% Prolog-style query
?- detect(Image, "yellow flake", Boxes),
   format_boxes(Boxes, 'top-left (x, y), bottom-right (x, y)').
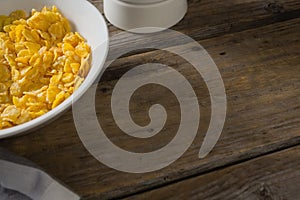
top-left (0, 6), bottom-right (90, 129)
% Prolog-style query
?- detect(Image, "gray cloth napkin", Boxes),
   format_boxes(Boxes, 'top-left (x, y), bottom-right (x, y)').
top-left (0, 148), bottom-right (80, 200)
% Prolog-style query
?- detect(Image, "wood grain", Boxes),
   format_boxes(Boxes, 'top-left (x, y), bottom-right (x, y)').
top-left (0, 0), bottom-right (299, 199)
top-left (125, 146), bottom-right (300, 200)
top-left (101, 0), bottom-right (300, 58)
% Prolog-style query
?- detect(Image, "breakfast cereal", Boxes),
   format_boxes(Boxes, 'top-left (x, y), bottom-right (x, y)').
top-left (0, 6), bottom-right (91, 129)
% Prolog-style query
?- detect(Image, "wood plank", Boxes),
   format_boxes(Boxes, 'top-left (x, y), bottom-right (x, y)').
top-left (92, 0), bottom-right (300, 38)
top-left (91, 0), bottom-right (300, 58)
top-left (1, 15), bottom-right (299, 199)
top-left (181, 0), bottom-right (300, 40)
top-left (125, 146), bottom-right (300, 200)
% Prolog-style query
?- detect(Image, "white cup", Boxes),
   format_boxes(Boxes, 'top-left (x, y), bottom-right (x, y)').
top-left (104, 0), bottom-right (188, 33)
top-left (121, 0), bottom-right (166, 4)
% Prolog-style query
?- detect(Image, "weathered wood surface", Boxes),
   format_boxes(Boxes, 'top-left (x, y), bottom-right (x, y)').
top-left (1, 0), bottom-right (300, 199)
top-left (126, 146), bottom-right (300, 200)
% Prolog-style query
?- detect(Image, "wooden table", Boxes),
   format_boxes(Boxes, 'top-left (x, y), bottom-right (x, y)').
top-left (1, 0), bottom-right (300, 199)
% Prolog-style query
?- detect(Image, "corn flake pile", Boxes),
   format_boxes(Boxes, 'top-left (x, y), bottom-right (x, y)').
top-left (0, 6), bottom-right (91, 129)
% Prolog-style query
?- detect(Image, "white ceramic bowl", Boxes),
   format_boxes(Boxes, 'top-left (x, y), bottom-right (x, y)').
top-left (0, 0), bottom-right (109, 139)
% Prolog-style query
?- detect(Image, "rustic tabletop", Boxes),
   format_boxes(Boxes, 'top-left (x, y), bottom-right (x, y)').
top-left (1, 0), bottom-right (300, 199)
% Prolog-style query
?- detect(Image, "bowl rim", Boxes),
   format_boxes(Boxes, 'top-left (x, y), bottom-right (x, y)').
top-left (0, 0), bottom-right (109, 139)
